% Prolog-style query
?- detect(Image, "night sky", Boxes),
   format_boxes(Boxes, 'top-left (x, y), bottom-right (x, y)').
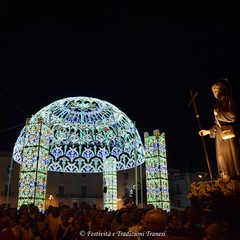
top-left (1, 2), bottom-right (239, 174)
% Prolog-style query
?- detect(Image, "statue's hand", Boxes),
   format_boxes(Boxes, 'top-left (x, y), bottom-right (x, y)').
top-left (198, 130), bottom-right (210, 136)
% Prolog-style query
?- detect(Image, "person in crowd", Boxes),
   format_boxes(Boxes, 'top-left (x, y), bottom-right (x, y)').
top-left (127, 204), bottom-right (139, 225)
top-left (167, 213), bottom-right (182, 230)
top-left (89, 210), bottom-right (104, 239)
top-left (11, 213), bottom-right (34, 240)
top-left (45, 207), bottom-right (61, 239)
top-left (40, 227), bottom-right (52, 240)
top-left (28, 204), bottom-right (39, 223)
top-left (73, 210), bottom-right (89, 234)
top-left (111, 210), bottom-right (132, 233)
top-left (180, 206), bottom-right (192, 229)
top-left (36, 212), bottom-right (48, 236)
top-left (112, 210), bottom-right (133, 240)
top-left (53, 214), bottom-right (72, 240)
top-left (145, 204), bottom-right (155, 211)
top-left (0, 205), bottom-right (5, 215)
top-left (128, 209), bottom-right (146, 238)
top-left (57, 205), bottom-right (74, 225)
top-left (101, 211), bottom-right (115, 232)
top-left (201, 201), bottom-right (240, 240)
top-left (69, 218), bottom-right (85, 240)
top-left (140, 208), bottom-right (173, 240)
top-left (6, 208), bottom-right (18, 229)
top-left (101, 211), bottom-right (115, 240)
top-left (70, 202), bottom-right (79, 219)
top-left (18, 204), bottom-right (29, 216)
top-left (29, 221), bottom-right (41, 240)
top-left (7, 202), bottom-right (240, 239)
top-left (0, 214), bottom-right (17, 240)
top-left (85, 207), bottom-right (97, 230)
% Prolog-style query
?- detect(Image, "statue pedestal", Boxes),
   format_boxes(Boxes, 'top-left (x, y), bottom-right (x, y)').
top-left (223, 174), bottom-right (230, 181)
top-left (190, 198), bottom-right (208, 227)
top-left (188, 178), bottom-right (240, 228)
top-left (231, 179), bottom-right (240, 191)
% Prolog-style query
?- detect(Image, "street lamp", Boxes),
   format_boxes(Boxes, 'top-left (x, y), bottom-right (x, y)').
top-left (49, 195), bottom-right (54, 206)
top-left (117, 198), bottom-right (121, 210)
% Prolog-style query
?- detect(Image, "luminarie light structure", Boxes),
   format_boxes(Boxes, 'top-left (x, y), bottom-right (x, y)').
top-left (13, 96), bottom-right (145, 211)
top-left (144, 130), bottom-right (170, 211)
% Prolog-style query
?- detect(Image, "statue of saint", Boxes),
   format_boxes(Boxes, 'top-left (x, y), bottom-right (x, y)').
top-left (199, 78), bottom-right (240, 185)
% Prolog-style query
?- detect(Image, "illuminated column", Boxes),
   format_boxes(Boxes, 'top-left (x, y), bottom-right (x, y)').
top-left (103, 157), bottom-right (117, 210)
top-left (18, 118), bottom-right (50, 212)
top-left (144, 130), bottom-right (170, 211)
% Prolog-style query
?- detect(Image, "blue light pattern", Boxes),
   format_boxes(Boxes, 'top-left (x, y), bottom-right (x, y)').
top-left (13, 97), bottom-right (145, 173)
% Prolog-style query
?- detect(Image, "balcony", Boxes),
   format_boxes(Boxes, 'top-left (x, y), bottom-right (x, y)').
top-left (55, 193), bottom-right (103, 198)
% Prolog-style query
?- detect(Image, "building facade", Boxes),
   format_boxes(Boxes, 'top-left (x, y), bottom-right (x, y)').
top-left (0, 151), bottom-right (207, 211)
top-left (168, 168), bottom-right (211, 209)
top-left (0, 151), bottom-right (143, 210)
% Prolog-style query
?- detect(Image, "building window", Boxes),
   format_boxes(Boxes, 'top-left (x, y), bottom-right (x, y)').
top-left (176, 184), bottom-right (181, 194)
top-left (58, 186), bottom-right (64, 197)
top-left (174, 174), bottom-right (184, 180)
top-left (124, 173), bottom-right (129, 180)
top-left (81, 186), bottom-right (87, 198)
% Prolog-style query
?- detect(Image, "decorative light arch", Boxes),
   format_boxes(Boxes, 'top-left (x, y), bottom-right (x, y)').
top-left (13, 97), bottom-right (145, 211)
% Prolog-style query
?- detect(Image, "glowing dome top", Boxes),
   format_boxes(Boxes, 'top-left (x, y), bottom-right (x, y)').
top-left (13, 97), bottom-right (145, 173)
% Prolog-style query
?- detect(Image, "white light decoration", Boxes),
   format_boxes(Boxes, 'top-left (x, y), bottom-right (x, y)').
top-left (144, 130), bottom-right (170, 211)
top-left (18, 118), bottom-right (50, 212)
top-left (13, 97), bottom-right (145, 211)
top-left (103, 157), bottom-right (117, 210)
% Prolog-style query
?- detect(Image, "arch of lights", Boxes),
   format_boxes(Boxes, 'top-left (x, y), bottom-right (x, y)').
top-left (144, 130), bottom-right (170, 211)
top-left (13, 97), bottom-right (145, 211)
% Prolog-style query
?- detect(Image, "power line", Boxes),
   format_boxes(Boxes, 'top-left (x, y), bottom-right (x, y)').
top-left (0, 92), bottom-right (29, 117)
top-left (0, 123), bottom-right (25, 134)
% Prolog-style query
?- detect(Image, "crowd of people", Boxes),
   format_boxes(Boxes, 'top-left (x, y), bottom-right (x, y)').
top-left (1, 200), bottom-right (239, 240)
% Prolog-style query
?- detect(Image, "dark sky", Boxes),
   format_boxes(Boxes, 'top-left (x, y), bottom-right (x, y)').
top-left (1, 2), bottom-right (240, 174)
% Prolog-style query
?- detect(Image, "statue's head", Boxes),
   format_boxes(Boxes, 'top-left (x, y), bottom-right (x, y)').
top-left (212, 78), bottom-right (232, 97)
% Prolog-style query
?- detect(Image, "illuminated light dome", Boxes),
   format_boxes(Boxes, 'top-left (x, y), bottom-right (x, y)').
top-left (13, 96), bottom-right (145, 173)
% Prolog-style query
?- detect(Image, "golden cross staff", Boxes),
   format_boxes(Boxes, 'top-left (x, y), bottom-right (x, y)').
top-left (188, 89), bottom-right (213, 179)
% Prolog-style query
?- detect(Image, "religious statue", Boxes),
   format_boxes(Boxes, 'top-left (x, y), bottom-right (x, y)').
top-left (198, 78), bottom-right (240, 188)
